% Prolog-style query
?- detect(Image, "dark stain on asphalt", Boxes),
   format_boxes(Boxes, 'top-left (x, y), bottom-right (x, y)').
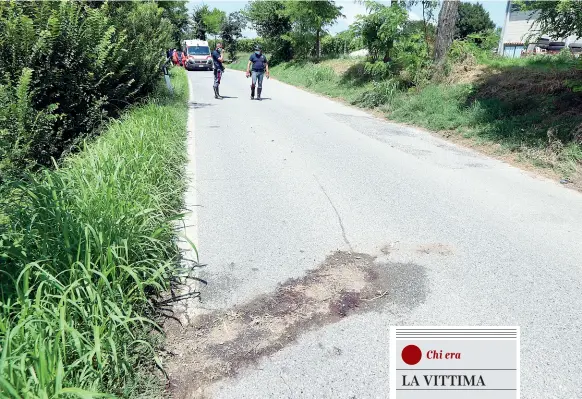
top-left (164, 250), bottom-right (428, 398)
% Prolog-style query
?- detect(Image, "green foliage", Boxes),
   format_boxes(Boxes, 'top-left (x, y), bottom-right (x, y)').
top-left (353, 1), bottom-right (408, 62)
top-left (245, 0), bottom-right (291, 38)
top-left (237, 38), bottom-right (269, 54)
top-left (320, 28), bottom-right (363, 57)
top-left (246, 0), bottom-right (342, 60)
top-left (204, 8), bottom-right (226, 39)
top-left (245, 0), bottom-right (293, 62)
top-left (393, 27), bottom-right (432, 86)
top-left (221, 11), bottom-right (247, 58)
top-left (157, 1), bottom-right (190, 46)
top-left (191, 4), bottom-right (209, 40)
top-left (353, 79), bottom-right (399, 107)
top-left (455, 2), bottom-right (495, 40)
top-left (283, 0), bottom-right (343, 57)
top-left (0, 68), bottom-right (60, 179)
top-left (519, 0), bottom-right (582, 39)
top-left (0, 0), bottom-right (175, 181)
top-left (0, 69), bottom-right (189, 397)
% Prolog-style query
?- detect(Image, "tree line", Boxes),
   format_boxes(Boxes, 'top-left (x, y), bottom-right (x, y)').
top-left (188, 0), bottom-right (581, 78)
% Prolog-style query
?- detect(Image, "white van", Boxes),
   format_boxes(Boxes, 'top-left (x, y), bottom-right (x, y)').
top-left (182, 40), bottom-right (213, 71)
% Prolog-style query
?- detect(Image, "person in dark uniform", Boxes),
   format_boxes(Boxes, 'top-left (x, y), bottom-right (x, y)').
top-left (245, 45), bottom-right (269, 100)
top-left (211, 43), bottom-right (225, 99)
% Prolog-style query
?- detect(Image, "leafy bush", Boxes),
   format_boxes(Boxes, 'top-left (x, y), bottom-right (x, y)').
top-left (238, 37), bottom-right (269, 53)
top-left (363, 61), bottom-right (391, 80)
top-left (0, 69), bottom-right (189, 397)
top-left (0, 68), bottom-right (60, 177)
top-left (393, 30), bottom-right (432, 87)
top-left (0, 1), bottom-right (174, 182)
top-left (320, 29), bottom-right (363, 57)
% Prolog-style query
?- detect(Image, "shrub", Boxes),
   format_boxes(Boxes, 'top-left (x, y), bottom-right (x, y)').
top-left (352, 79), bottom-right (399, 108)
top-left (0, 1), bottom-right (174, 181)
top-left (0, 69), bottom-right (189, 397)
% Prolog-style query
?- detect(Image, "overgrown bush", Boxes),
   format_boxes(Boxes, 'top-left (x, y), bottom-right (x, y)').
top-left (0, 1), bottom-right (174, 182)
top-left (238, 37), bottom-right (269, 53)
top-left (363, 61), bottom-right (391, 80)
top-left (0, 69), bottom-right (189, 397)
top-left (352, 79), bottom-right (399, 108)
top-left (392, 31), bottom-right (432, 87)
top-left (320, 30), bottom-right (363, 57)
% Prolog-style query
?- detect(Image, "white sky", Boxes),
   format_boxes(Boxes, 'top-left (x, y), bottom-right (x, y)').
top-left (187, 1), bottom-right (508, 39)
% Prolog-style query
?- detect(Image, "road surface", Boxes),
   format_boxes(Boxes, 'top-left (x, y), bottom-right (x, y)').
top-left (166, 68), bottom-right (582, 399)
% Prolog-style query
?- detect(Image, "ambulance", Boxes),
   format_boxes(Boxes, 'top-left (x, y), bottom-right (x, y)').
top-left (182, 40), bottom-right (213, 71)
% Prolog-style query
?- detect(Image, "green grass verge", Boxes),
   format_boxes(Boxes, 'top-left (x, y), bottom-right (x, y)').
top-left (229, 54), bottom-right (582, 178)
top-left (0, 68), bottom-right (189, 398)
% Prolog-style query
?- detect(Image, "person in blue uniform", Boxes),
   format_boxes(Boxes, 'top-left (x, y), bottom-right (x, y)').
top-left (211, 43), bottom-right (225, 99)
top-left (245, 45), bottom-right (269, 100)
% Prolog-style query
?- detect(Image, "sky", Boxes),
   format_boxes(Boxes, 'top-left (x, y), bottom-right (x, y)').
top-left (187, 1), bottom-right (509, 39)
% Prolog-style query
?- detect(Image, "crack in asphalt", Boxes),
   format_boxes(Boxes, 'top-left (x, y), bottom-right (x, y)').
top-left (313, 174), bottom-right (354, 252)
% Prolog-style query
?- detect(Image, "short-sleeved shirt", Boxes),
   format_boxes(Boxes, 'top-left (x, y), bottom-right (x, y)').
top-left (249, 53), bottom-right (267, 72)
top-left (212, 50), bottom-right (223, 70)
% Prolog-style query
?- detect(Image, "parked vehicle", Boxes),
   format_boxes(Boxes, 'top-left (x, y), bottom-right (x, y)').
top-left (182, 40), bottom-right (213, 71)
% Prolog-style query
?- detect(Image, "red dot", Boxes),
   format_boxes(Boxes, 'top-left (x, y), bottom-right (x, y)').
top-left (401, 345), bottom-right (422, 365)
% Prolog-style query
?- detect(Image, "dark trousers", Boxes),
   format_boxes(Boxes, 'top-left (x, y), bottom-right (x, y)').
top-left (213, 69), bottom-right (222, 88)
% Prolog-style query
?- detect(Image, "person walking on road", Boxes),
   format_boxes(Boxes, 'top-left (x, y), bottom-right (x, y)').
top-left (211, 43), bottom-right (225, 99)
top-left (246, 45), bottom-right (269, 100)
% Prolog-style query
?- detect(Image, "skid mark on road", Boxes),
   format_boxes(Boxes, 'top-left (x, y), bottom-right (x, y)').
top-left (164, 251), bottom-right (428, 398)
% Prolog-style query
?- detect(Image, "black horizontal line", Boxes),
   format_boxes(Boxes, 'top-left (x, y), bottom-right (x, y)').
top-left (396, 369), bottom-right (517, 371)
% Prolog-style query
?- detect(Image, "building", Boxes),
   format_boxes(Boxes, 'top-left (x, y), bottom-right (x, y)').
top-left (498, 1), bottom-right (581, 57)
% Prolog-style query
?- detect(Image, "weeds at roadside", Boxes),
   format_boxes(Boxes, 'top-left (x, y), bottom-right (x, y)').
top-left (0, 69), bottom-right (190, 397)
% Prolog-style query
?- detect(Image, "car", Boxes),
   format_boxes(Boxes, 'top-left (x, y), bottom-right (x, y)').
top-left (182, 40), bottom-right (213, 71)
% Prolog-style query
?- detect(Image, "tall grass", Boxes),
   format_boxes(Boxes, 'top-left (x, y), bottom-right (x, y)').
top-left (0, 68), bottom-right (189, 398)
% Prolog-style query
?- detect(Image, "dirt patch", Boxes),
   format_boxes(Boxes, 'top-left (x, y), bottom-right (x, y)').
top-left (448, 63), bottom-right (496, 85)
top-left (321, 59), bottom-right (360, 76)
top-left (163, 251), bottom-right (427, 398)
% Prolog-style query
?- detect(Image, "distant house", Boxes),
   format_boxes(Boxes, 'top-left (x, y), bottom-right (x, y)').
top-left (498, 1), bottom-right (581, 57)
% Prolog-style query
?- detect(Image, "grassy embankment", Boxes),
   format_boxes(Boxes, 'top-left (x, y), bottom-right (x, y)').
top-left (0, 68), bottom-right (189, 398)
top-left (229, 54), bottom-right (582, 183)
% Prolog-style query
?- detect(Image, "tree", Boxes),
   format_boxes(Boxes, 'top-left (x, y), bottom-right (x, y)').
top-left (245, 0), bottom-right (292, 61)
top-left (221, 11), bottom-right (246, 57)
top-left (520, 0), bottom-right (582, 39)
top-left (204, 8), bottom-right (226, 43)
top-left (433, 0), bottom-right (460, 69)
top-left (354, 1), bottom-right (407, 62)
top-left (157, 1), bottom-right (189, 46)
top-left (192, 4), bottom-right (209, 40)
top-left (455, 2), bottom-right (494, 40)
top-left (284, 0), bottom-right (343, 58)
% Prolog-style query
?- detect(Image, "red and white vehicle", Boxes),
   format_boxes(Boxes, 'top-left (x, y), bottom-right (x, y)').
top-left (182, 40), bottom-right (213, 71)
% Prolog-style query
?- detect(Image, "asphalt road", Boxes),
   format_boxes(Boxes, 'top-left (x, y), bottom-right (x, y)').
top-left (178, 68), bottom-right (582, 399)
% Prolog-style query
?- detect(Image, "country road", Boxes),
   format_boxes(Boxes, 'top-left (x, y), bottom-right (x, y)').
top-left (165, 68), bottom-right (582, 399)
